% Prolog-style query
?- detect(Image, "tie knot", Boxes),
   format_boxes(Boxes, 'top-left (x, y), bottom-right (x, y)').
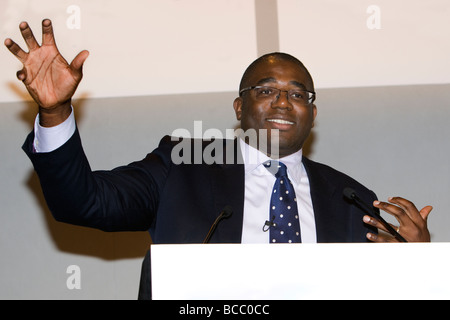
top-left (264, 160), bottom-right (288, 178)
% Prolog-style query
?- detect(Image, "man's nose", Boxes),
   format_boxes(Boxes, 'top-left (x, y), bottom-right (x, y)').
top-left (271, 90), bottom-right (292, 110)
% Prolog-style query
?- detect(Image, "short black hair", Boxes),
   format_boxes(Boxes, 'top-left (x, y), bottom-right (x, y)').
top-left (239, 52), bottom-right (314, 92)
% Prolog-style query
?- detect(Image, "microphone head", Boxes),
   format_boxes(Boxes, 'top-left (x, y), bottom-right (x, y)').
top-left (221, 205), bottom-right (233, 219)
top-left (343, 187), bottom-right (357, 200)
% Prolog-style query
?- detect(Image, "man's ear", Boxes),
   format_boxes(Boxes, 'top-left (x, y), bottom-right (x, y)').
top-left (311, 104), bottom-right (317, 128)
top-left (233, 97), bottom-right (243, 121)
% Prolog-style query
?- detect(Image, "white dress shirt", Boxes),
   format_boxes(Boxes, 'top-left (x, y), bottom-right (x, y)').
top-left (33, 109), bottom-right (316, 243)
top-left (33, 107), bottom-right (76, 153)
top-left (239, 138), bottom-right (316, 243)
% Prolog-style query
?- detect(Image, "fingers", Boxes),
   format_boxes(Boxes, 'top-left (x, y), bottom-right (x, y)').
top-left (5, 19), bottom-right (59, 82)
top-left (363, 215), bottom-right (396, 234)
top-left (70, 50), bottom-right (90, 72)
top-left (366, 232), bottom-right (398, 243)
top-left (386, 197), bottom-right (420, 221)
top-left (365, 197), bottom-right (432, 242)
top-left (41, 19), bottom-right (56, 46)
top-left (5, 38), bottom-right (28, 81)
top-left (4, 21), bottom-right (38, 64)
top-left (419, 205), bottom-right (433, 221)
top-left (20, 21), bottom-right (39, 50)
top-left (372, 197), bottom-right (424, 225)
top-left (16, 68), bottom-right (27, 81)
top-left (4, 38), bottom-right (27, 63)
top-left (379, 197), bottom-right (431, 226)
top-left (363, 215), bottom-right (405, 242)
top-left (4, 19), bottom-right (55, 63)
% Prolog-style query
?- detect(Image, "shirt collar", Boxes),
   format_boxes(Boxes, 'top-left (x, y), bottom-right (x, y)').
top-left (238, 138), bottom-right (304, 184)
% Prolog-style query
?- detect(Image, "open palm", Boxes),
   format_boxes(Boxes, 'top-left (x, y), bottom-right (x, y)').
top-left (5, 19), bottom-right (89, 110)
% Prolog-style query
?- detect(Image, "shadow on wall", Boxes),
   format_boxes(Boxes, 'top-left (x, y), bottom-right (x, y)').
top-left (25, 170), bottom-right (151, 260)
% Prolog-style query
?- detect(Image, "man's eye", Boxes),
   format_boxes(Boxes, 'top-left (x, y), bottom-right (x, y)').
top-left (257, 88), bottom-right (274, 95)
top-left (291, 92), bottom-right (303, 98)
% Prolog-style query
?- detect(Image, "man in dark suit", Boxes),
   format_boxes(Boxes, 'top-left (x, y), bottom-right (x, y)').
top-left (6, 20), bottom-right (432, 299)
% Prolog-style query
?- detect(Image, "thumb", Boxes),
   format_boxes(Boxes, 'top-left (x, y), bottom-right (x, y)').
top-left (70, 50), bottom-right (89, 72)
top-left (419, 205), bottom-right (433, 221)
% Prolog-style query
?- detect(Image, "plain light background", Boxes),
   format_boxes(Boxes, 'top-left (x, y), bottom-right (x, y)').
top-left (0, 0), bottom-right (449, 299)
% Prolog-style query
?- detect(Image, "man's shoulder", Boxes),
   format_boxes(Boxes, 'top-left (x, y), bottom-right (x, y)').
top-left (302, 156), bottom-right (352, 179)
top-left (158, 135), bottom-right (231, 146)
top-left (302, 156), bottom-right (376, 198)
top-left (154, 136), bottom-right (239, 166)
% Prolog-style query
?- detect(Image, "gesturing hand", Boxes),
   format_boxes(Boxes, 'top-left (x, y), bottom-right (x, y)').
top-left (4, 19), bottom-right (89, 127)
top-left (364, 197), bottom-right (433, 242)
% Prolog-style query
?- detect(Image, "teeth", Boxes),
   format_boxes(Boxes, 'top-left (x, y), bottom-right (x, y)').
top-left (267, 119), bottom-right (294, 125)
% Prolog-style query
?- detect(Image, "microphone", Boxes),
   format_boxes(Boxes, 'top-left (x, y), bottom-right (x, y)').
top-left (343, 187), bottom-right (407, 242)
top-left (263, 215), bottom-right (276, 232)
top-left (203, 205), bottom-right (233, 244)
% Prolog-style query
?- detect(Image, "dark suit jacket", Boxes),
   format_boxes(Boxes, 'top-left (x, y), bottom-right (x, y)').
top-left (23, 128), bottom-right (377, 299)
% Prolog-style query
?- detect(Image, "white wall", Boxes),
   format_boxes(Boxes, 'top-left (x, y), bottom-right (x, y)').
top-left (0, 0), bottom-right (257, 102)
top-left (1, 0), bottom-right (449, 299)
top-left (3, 0), bottom-right (449, 102)
top-left (278, 0), bottom-right (450, 88)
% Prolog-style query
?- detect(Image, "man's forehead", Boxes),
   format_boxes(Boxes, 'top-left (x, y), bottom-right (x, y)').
top-left (255, 77), bottom-right (308, 90)
top-left (248, 60), bottom-right (312, 87)
top-left (239, 53), bottom-right (315, 92)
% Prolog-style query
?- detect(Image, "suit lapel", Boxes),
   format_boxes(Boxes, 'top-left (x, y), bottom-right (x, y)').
top-left (208, 139), bottom-right (245, 243)
top-left (302, 157), bottom-right (338, 243)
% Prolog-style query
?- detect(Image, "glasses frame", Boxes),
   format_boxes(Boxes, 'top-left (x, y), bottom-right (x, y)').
top-left (239, 85), bottom-right (316, 105)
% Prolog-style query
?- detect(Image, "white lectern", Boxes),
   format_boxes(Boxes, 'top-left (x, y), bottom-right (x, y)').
top-left (151, 243), bottom-right (450, 300)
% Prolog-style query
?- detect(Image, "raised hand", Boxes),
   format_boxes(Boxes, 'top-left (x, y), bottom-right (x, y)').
top-left (364, 197), bottom-right (432, 242)
top-left (4, 19), bottom-right (89, 127)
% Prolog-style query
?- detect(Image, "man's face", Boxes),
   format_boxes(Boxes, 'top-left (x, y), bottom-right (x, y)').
top-left (233, 58), bottom-right (317, 158)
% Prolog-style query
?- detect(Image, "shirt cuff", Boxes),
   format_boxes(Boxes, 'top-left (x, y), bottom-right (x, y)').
top-left (33, 107), bottom-right (76, 153)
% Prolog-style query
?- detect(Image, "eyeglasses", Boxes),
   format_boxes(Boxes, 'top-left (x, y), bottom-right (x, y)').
top-left (239, 86), bottom-right (316, 105)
